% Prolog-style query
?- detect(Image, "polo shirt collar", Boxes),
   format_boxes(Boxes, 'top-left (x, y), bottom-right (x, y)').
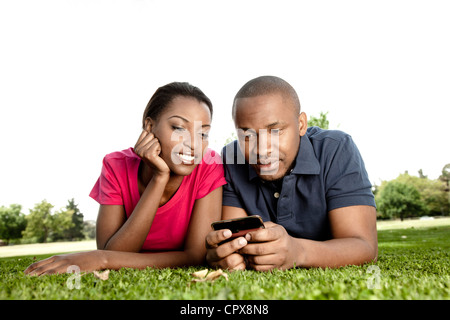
top-left (248, 133), bottom-right (320, 181)
top-left (291, 133), bottom-right (321, 175)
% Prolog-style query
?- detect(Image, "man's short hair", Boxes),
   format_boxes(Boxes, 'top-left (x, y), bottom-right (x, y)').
top-left (232, 76), bottom-right (301, 118)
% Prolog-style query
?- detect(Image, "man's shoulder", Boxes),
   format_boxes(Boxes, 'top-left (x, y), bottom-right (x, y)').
top-left (221, 141), bottom-right (251, 181)
top-left (222, 140), bottom-right (245, 164)
top-left (307, 126), bottom-right (351, 143)
top-left (304, 127), bottom-right (360, 167)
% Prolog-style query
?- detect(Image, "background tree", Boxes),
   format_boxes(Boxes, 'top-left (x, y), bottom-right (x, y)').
top-left (308, 111), bottom-right (330, 129)
top-left (0, 204), bottom-right (27, 244)
top-left (22, 200), bottom-right (54, 243)
top-left (418, 169), bottom-right (427, 179)
top-left (82, 220), bottom-right (96, 239)
top-left (62, 198), bottom-right (84, 240)
top-left (439, 163), bottom-right (449, 191)
top-left (224, 131), bottom-right (237, 146)
top-left (50, 207), bottom-right (75, 242)
top-left (22, 200), bottom-right (78, 243)
top-left (397, 171), bottom-right (449, 216)
top-left (376, 180), bottom-right (426, 220)
top-left (438, 163), bottom-right (450, 213)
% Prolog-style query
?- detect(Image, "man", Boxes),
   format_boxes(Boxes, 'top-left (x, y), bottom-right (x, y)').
top-left (206, 76), bottom-right (377, 271)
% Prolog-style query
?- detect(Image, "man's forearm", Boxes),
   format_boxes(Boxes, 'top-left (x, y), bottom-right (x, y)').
top-left (295, 237), bottom-right (378, 268)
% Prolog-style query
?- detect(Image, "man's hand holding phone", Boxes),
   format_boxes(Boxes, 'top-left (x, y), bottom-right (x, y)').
top-left (205, 228), bottom-right (248, 271)
top-left (206, 216), bottom-right (301, 271)
top-left (205, 216), bottom-right (264, 271)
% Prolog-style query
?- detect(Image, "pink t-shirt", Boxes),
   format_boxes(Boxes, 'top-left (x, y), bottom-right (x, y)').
top-left (89, 147), bottom-right (226, 252)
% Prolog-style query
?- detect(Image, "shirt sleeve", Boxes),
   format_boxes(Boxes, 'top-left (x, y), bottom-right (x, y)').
top-left (195, 149), bottom-right (227, 199)
top-left (221, 144), bottom-right (246, 208)
top-left (222, 167), bottom-right (246, 208)
top-left (89, 155), bottom-right (124, 205)
top-left (325, 135), bottom-right (376, 211)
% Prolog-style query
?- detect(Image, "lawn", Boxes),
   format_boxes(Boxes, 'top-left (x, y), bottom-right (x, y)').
top-left (1, 220), bottom-right (449, 301)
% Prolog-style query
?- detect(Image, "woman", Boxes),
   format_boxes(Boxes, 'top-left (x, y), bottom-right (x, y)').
top-left (25, 82), bottom-right (226, 275)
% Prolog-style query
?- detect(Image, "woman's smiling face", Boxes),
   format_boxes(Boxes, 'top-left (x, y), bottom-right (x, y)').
top-left (147, 96), bottom-right (211, 176)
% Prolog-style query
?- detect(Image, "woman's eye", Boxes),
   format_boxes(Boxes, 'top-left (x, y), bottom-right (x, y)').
top-left (201, 132), bottom-right (209, 140)
top-left (172, 126), bottom-right (185, 131)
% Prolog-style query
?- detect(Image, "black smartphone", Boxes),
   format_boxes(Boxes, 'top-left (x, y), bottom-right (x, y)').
top-left (211, 215), bottom-right (265, 241)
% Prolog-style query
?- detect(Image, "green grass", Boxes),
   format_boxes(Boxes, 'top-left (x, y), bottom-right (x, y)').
top-left (1, 224), bottom-right (449, 300)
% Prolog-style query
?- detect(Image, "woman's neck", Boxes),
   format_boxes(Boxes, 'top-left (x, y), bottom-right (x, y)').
top-left (138, 162), bottom-right (183, 206)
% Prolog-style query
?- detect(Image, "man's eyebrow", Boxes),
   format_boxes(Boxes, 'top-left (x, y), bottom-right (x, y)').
top-left (238, 121), bottom-right (286, 131)
top-left (168, 115), bottom-right (211, 127)
top-left (266, 121), bottom-right (284, 128)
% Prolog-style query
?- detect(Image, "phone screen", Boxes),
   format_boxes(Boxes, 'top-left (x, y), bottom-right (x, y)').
top-left (211, 215), bottom-right (264, 234)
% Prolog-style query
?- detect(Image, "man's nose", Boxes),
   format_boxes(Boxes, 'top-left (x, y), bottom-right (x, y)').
top-left (257, 129), bottom-right (271, 157)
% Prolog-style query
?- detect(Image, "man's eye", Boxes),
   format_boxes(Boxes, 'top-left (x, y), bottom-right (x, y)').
top-left (239, 133), bottom-right (256, 141)
top-left (271, 129), bottom-right (281, 135)
top-left (243, 131), bottom-right (257, 139)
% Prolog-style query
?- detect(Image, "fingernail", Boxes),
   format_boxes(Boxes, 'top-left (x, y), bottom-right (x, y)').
top-left (223, 230), bottom-right (232, 238)
top-left (245, 234), bottom-right (251, 241)
top-left (238, 237), bottom-right (247, 246)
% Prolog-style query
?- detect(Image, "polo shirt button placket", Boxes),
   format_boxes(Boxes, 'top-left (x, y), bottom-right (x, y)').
top-left (277, 176), bottom-right (294, 222)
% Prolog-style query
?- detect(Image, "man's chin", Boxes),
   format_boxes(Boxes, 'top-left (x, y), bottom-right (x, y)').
top-left (254, 166), bottom-right (286, 181)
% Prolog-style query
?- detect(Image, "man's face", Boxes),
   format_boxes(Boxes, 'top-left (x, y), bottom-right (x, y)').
top-left (233, 93), bottom-right (307, 181)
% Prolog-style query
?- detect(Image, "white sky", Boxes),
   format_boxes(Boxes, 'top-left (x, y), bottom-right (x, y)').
top-left (1, 0), bottom-right (449, 221)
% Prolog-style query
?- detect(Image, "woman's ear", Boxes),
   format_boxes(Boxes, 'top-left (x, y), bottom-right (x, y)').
top-left (298, 112), bottom-right (308, 136)
top-left (144, 117), bottom-right (154, 133)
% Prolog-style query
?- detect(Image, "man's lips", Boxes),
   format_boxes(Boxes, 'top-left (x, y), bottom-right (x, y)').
top-left (255, 159), bottom-right (280, 172)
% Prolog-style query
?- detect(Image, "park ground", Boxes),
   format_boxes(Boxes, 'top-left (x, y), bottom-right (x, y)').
top-left (0, 217), bottom-right (449, 300)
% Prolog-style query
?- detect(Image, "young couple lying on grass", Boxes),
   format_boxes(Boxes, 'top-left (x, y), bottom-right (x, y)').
top-left (25, 77), bottom-right (377, 276)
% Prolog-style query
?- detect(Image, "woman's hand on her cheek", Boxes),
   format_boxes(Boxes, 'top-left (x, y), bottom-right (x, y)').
top-left (134, 129), bottom-right (170, 177)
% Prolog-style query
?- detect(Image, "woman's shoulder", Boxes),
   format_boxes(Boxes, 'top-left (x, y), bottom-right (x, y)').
top-left (104, 147), bottom-right (137, 160)
top-left (102, 148), bottom-right (140, 172)
top-left (187, 148), bottom-right (226, 199)
top-left (200, 148), bottom-right (223, 167)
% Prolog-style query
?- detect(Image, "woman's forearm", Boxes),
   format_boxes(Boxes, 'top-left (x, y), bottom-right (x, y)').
top-left (24, 247), bottom-right (205, 276)
top-left (103, 174), bottom-right (169, 252)
top-left (101, 249), bottom-right (205, 270)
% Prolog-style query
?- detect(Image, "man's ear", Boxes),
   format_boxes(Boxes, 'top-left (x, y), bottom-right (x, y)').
top-left (298, 112), bottom-right (308, 136)
top-left (144, 117), bottom-right (154, 132)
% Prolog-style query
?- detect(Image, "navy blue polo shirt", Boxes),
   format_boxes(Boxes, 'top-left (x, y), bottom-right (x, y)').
top-left (222, 126), bottom-right (376, 241)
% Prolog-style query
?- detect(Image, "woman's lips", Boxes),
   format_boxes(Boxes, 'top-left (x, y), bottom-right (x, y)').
top-left (178, 153), bottom-right (195, 163)
top-left (172, 152), bottom-right (200, 165)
